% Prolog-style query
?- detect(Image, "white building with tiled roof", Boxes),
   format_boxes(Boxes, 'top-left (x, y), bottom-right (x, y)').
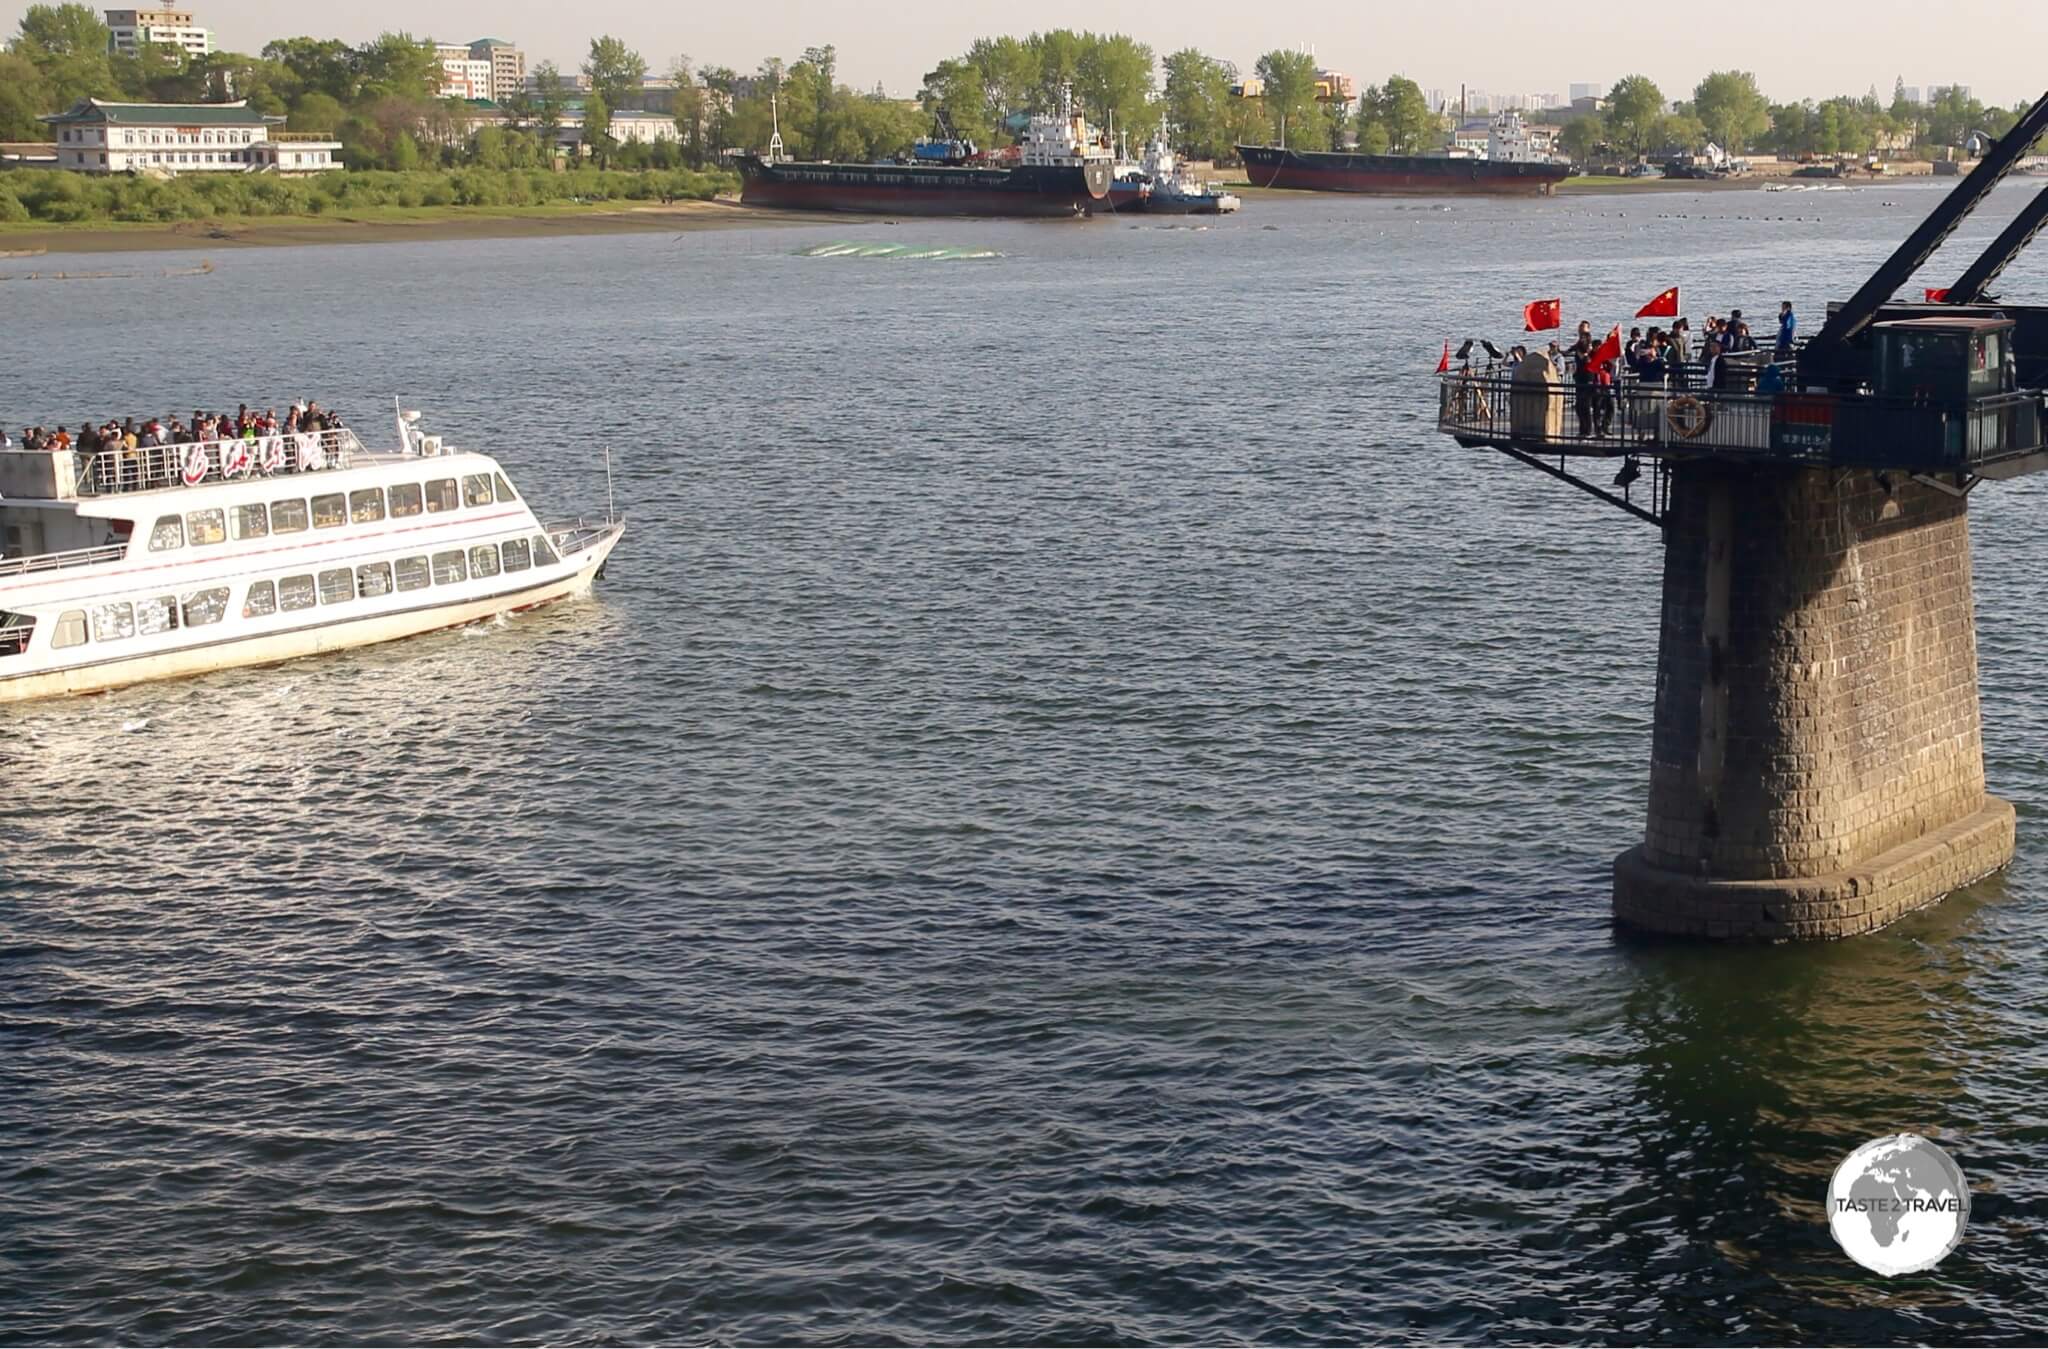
top-left (40, 99), bottom-right (341, 176)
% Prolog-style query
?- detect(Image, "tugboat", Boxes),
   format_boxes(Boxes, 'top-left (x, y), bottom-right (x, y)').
top-left (737, 85), bottom-right (1112, 218)
top-left (1133, 126), bottom-right (1240, 214)
top-left (1237, 111), bottom-right (1569, 197)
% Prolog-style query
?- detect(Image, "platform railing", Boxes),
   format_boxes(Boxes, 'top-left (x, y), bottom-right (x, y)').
top-left (0, 622), bottom-right (31, 657)
top-left (1437, 371), bottom-right (2048, 471)
top-left (73, 427), bottom-right (364, 497)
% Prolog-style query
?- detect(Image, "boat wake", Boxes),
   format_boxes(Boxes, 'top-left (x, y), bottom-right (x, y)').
top-left (797, 242), bottom-right (1004, 261)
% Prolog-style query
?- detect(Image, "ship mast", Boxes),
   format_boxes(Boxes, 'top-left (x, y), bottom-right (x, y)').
top-left (769, 91), bottom-right (785, 164)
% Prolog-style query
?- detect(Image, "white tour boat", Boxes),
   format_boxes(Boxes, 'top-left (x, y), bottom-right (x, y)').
top-left (0, 409), bottom-right (624, 702)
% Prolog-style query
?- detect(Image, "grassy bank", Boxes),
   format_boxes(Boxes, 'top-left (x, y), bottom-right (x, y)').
top-left (0, 196), bottom-right (829, 254)
top-left (0, 167), bottom-right (737, 226)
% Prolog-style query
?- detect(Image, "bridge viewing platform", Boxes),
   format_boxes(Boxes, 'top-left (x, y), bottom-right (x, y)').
top-left (1436, 86), bottom-right (2048, 940)
top-left (1438, 318), bottom-right (2048, 525)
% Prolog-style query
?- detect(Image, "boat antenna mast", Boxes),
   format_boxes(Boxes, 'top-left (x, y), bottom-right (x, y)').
top-left (769, 91), bottom-right (785, 164)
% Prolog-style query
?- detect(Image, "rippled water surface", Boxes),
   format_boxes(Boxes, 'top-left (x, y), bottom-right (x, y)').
top-left (9, 183), bottom-right (2048, 1344)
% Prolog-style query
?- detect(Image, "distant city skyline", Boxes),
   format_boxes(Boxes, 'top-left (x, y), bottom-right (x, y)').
top-left (6, 1), bottom-right (2037, 108)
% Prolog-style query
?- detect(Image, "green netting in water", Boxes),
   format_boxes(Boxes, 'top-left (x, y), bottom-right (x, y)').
top-left (797, 242), bottom-right (1003, 260)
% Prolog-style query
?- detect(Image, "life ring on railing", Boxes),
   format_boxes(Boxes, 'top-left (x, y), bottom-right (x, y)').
top-left (220, 440), bottom-right (251, 478)
top-left (180, 444), bottom-right (209, 485)
top-left (1667, 395), bottom-right (1713, 440)
top-left (261, 436), bottom-right (286, 473)
top-left (300, 432), bottom-right (324, 471)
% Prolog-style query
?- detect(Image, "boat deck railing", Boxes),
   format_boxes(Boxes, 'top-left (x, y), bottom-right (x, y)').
top-left (547, 517), bottom-right (615, 557)
top-left (0, 543), bottom-right (129, 580)
top-left (74, 427), bottom-right (365, 497)
top-left (0, 622), bottom-right (31, 656)
top-left (1437, 369), bottom-right (2048, 472)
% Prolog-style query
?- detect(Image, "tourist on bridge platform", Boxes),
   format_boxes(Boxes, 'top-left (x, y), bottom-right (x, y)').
top-left (1571, 330), bottom-right (1595, 437)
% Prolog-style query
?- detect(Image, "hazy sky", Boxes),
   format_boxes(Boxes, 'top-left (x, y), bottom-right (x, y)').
top-left (18, 0), bottom-right (2038, 107)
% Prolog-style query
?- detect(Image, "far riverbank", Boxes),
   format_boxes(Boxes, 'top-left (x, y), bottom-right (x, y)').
top-left (0, 173), bottom-right (1951, 258)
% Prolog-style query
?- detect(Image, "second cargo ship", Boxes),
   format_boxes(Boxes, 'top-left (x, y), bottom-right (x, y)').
top-left (1237, 112), bottom-right (1570, 197)
top-left (737, 91), bottom-right (1112, 218)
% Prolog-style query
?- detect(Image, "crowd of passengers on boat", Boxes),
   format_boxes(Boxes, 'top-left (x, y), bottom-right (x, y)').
top-left (0, 468), bottom-right (555, 661)
top-left (5, 399), bottom-right (347, 457)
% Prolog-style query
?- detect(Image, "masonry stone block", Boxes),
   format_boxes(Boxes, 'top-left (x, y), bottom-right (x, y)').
top-left (1614, 463), bottom-right (2015, 940)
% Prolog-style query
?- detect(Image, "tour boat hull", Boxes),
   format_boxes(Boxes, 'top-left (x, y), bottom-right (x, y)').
top-left (0, 523), bottom-right (621, 703)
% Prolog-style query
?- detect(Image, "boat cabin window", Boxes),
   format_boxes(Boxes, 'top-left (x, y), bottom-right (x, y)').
top-left (494, 473), bottom-right (516, 502)
top-left (92, 601), bottom-right (135, 641)
top-left (243, 581), bottom-right (276, 618)
top-left (532, 534), bottom-right (559, 566)
top-left (462, 474), bottom-right (494, 508)
top-left (357, 562), bottom-right (392, 598)
top-left (317, 568), bottom-right (353, 604)
top-left (349, 488), bottom-right (385, 524)
top-left (136, 595), bottom-right (179, 636)
top-left (231, 503), bottom-right (268, 540)
top-left (501, 538), bottom-right (531, 573)
top-left (311, 494), bottom-right (346, 529)
top-left (149, 515), bottom-right (183, 551)
top-left (389, 483), bottom-right (424, 518)
top-left (181, 587), bottom-right (229, 627)
top-left (271, 499), bottom-right (308, 534)
top-left (432, 549), bottom-right (467, 585)
top-left (469, 543), bottom-right (501, 578)
top-left (395, 555), bottom-right (431, 591)
top-left (278, 574), bottom-right (316, 612)
top-left (425, 479), bottom-right (459, 513)
top-left (52, 610), bottom-right (87, 649)
top-left (186, 508), bottom-right (226, 546)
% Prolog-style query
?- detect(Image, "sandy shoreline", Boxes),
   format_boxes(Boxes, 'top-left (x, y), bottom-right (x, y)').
top-left (0, 197), bottom-right (825, 255)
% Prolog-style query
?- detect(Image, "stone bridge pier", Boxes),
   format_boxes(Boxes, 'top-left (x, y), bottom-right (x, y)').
top-left (1613, 461), bottom-right (2016, 940)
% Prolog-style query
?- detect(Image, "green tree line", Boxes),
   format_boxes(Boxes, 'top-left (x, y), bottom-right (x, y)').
top-left (2, 4), bottom-right (725, 173)
top-left (1553, 70), bottom-right (2037, 165)
top-left (7, 5), bottom-right (2038, 174)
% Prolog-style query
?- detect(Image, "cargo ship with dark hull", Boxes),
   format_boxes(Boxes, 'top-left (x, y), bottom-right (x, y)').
top-left (1238, 144), bottom-right (1568, 196)
top-left (1236, 113), bottom-right (1569, 198)
top-left (737, 89), bottom-right (1114, 219)
top-left (737, 156), bottom-right (1111, 217)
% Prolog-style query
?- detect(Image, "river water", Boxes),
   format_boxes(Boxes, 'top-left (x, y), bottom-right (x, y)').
top-left (6, 182), bottom-right (2048, 1343)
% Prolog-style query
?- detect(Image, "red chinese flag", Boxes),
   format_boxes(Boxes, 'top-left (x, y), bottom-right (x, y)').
top-left (1523, 298), bottom-right (1562, 332)
top-left (1589, 324), bottom-right (1622, 369)
top-left (1636, 285), bottom-right (1680, 318)
top-left (1436, 341), bottom-right (1451, 373)
top-left (1925, 287), bottom-right (1950, 302)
